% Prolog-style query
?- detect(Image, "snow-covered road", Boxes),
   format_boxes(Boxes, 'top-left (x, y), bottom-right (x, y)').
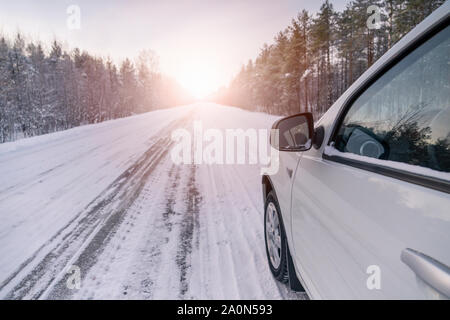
top-left (0, 103), bottom-right (306, 300)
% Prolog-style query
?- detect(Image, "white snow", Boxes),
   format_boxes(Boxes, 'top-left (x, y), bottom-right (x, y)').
top-left (0, 103), bottom-right (305, 300)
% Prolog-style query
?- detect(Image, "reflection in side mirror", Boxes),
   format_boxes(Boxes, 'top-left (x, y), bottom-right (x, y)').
top-left (270, 113), bottom-right (314, 152)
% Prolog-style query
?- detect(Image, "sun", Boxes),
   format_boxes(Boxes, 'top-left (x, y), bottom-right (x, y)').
top-left (177, 63), bottom-right (220, 100)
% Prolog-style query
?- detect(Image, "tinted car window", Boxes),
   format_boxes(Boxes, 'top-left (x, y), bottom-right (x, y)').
top-left (335, 25), bottom-right (450, 173)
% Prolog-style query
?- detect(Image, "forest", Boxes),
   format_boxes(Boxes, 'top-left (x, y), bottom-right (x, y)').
top-left (215, 0), bottom-right (446, 118)
top-left (0, 0), bottom-right (446, 143)
top-left (0, 40), bottom-right (191, 143)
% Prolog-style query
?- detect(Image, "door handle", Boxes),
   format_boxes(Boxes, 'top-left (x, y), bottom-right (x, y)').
top-left (401, 248), bottom-right (450, 298)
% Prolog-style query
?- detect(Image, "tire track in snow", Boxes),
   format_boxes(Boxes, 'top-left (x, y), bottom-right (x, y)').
top-left (192, 162), bottom-right (306, 299)
top-left (216, 164), bottom-right (269, 297)
top-left (0, 115), bottom-right (191, 299)
top-left (176, 165), bottom-right (201, 298)
top-left (213, 164), bottom-right (274, 298)
top-left (44, 116), bottom-right (192, 300)
top-left (71, 165), bottom-right (174, 299)
top-left (127, 163), bottom-right (186, 299)
top-left (127, 163), bottom-right (201, 299)
top-left (0, 123), bottom-right (140, 202)
top-left (68, 161), bottom-right (201, 299)
top-left (194, 164), bottom-right (242, 298)
top-left (0, 144), bottom-right (103, 198)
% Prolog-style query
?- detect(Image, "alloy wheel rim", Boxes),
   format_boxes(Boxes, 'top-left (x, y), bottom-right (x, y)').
top-left (266, 202), bottom-right (282, 269)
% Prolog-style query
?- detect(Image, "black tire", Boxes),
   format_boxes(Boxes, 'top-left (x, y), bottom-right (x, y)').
top-left (264, 191), bottom-right (289, 284)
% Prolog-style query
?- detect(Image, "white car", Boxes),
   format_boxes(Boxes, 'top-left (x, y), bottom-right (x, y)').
top-left (262, 2), bottom-right (450, 299)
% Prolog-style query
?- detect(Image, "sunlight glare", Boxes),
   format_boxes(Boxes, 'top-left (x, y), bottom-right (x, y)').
top-left (177, 62), bottom-right (220, 100)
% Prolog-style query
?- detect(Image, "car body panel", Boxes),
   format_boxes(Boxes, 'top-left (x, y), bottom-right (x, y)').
top-left (267, 151), bottom-right (301, 243)
top-left (291, 147), bottom-right (450, 299)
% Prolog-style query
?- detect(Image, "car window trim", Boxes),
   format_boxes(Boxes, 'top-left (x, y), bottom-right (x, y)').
top-left (322, 153), bottom-right (450, 194)
top-left (323, 16), bottom-right (450, 194)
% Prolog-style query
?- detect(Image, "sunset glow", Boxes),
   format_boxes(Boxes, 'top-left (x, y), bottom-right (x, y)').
top-left (177, 62), bottom-right (221, 100)
top-left (0, 1), bottom-right (348, 100)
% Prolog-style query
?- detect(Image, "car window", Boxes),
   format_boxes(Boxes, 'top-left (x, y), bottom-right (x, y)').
top-left (334, 25), bottom-right (450, 174)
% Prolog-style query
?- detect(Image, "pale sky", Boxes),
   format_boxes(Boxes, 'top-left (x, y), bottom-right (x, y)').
top-left (0, 0), bottom-right (349, 98)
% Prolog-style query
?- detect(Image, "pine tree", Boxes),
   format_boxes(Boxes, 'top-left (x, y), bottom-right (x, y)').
top-left (0, 32), bottom-right (191, 142)
top-left (311, 0), bottom-right (336, 113)
top-left (221, 0), bottom-right (445, 118)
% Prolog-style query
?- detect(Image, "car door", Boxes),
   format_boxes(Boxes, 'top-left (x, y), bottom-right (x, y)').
top-left (290, 23), bottom-right (450, 299)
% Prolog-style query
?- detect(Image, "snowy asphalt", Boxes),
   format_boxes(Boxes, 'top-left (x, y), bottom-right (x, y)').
top-left (0, 103), bottom-right (306, 300)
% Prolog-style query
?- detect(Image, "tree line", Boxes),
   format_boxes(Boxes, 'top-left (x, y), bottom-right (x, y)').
top-left (0, 36), bottom-right (192, 143)
top-left (214, 0), bottom-right (445, 118)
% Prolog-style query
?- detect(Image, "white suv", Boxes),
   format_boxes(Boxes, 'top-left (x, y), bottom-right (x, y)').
top-left (262, 2), bottom-right (450, 299)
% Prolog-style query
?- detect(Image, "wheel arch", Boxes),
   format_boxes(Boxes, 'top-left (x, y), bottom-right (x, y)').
top-left (262, 175), bottom-right (274, 203)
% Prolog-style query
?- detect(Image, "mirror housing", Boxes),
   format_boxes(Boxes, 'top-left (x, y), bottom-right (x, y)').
top-left (270, 113), bottom-right (314, 152)
top-left (313, 125), bottom-right (325, 150)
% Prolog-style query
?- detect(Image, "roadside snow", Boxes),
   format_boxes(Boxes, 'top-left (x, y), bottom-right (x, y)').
top-left (0, 105), bottom-right (192, 295)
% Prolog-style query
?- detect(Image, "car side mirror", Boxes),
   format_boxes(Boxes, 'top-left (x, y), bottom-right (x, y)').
top-left (270, 113), bottom-right (314, 152)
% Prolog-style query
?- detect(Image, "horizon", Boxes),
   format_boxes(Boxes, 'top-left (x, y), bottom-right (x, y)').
top-left (0, 0), bottom-right (350, 99)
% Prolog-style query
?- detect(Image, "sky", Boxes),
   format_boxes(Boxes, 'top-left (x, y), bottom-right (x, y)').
top-left (0, 0), bottom-right (350, 99)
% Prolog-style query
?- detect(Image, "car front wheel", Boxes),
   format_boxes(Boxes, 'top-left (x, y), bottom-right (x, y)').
top-left (264, 191), bottom-right (288, 283)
